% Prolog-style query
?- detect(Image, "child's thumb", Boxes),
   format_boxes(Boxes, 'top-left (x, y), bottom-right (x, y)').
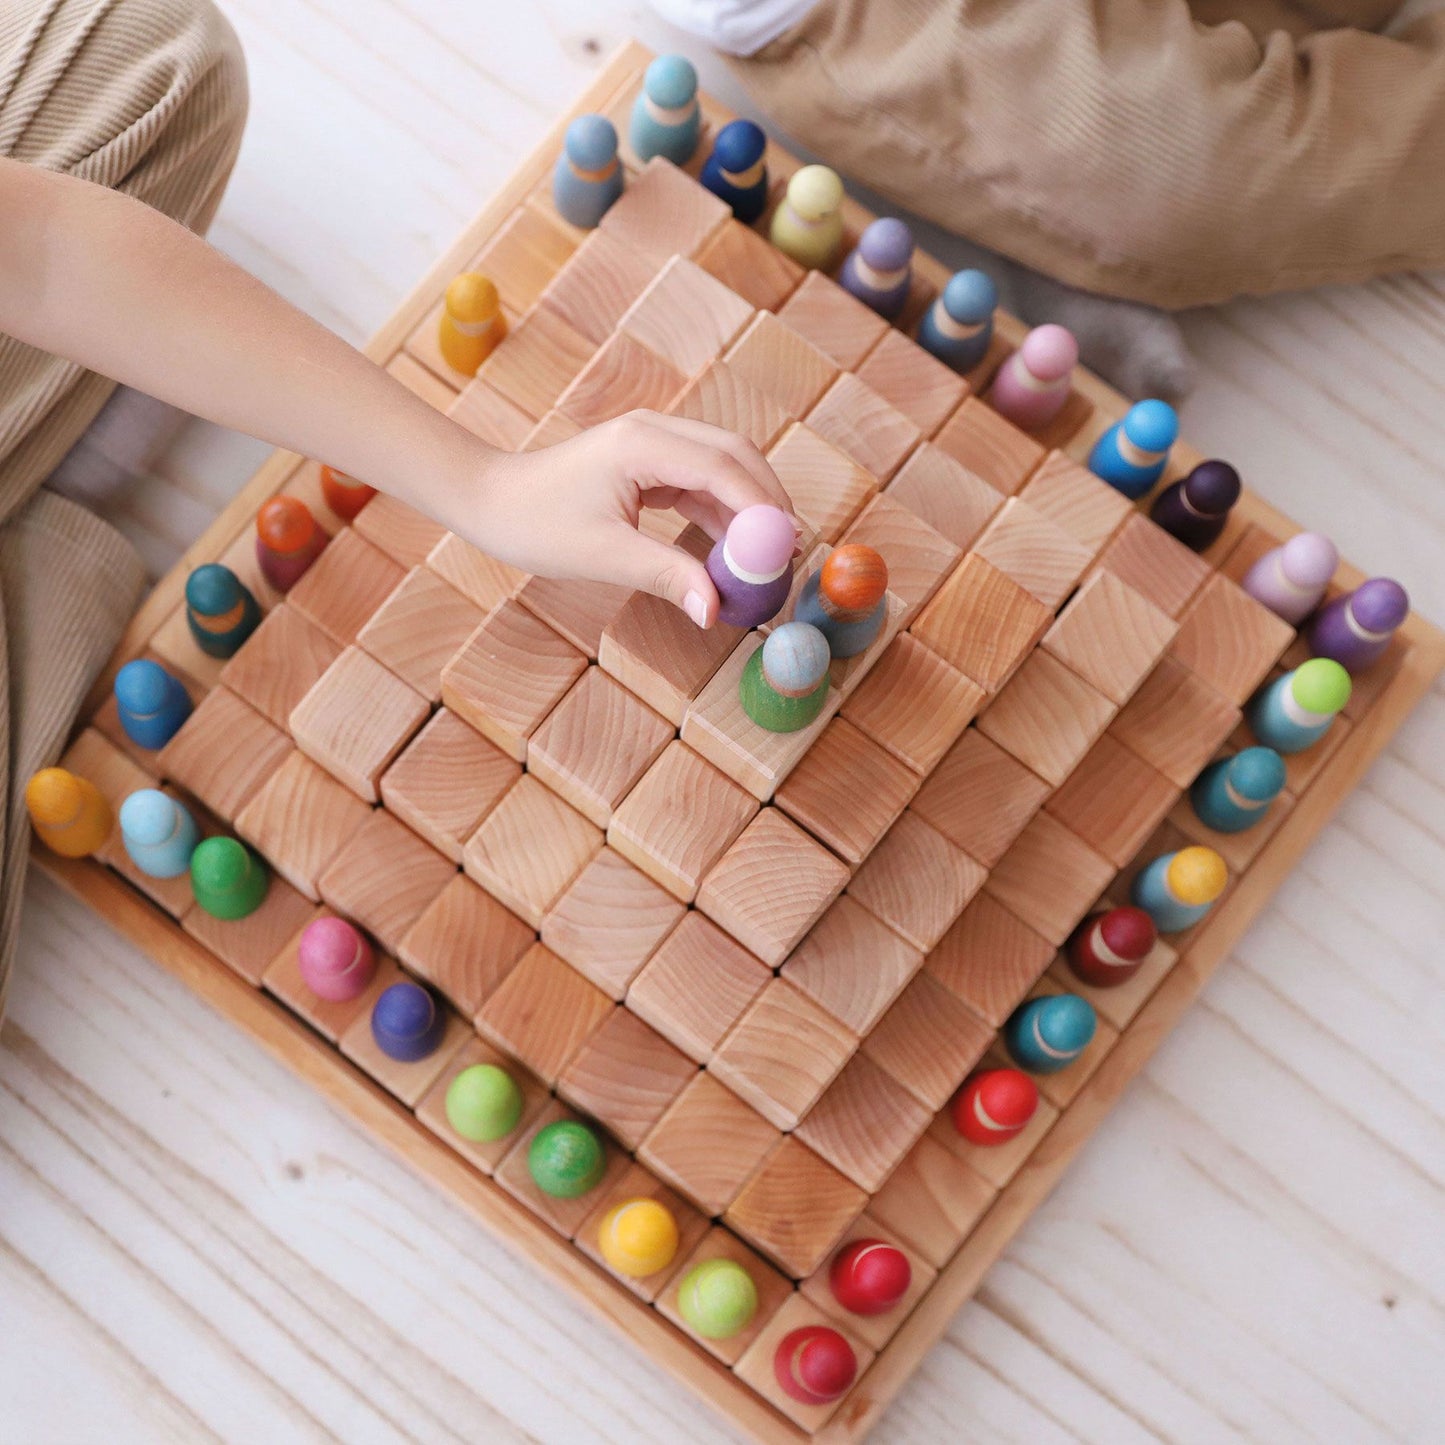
top-left (611, 528), bottom-right (719, 629)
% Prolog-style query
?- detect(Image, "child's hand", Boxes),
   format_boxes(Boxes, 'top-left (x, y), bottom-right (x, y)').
top-left (450, 410), bottom-right (797, 628)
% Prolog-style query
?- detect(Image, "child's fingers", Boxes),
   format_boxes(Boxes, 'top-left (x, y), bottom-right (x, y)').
top-left (604, 521), bottom-right (720, 628)
top-left (629, 412), bottom-right (794, 516)
top-left (672, 490), bottom-right (731, 541)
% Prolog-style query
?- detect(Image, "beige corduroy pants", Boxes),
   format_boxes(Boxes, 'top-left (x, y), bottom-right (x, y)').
top-left (0, 0), bottom-right (247, 1018)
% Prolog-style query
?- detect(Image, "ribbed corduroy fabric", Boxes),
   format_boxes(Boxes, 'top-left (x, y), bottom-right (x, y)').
top-left (0, 0), bottom-right (247, 1019)
top-left (730, 0), bottom-right (1445, 307)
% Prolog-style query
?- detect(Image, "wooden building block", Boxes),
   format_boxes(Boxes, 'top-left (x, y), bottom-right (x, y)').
top-left (541, 847), bottom-right (686, 999)
top-left (782, 895), bottom-right (924, 1037)
top-left (234, 749), bottom-right (372, 900)
top-left (927, 1068), bottom-right (1059, 1191)
top-left (461, 774), bottom-right (602, 929)
top-left (425, 532), bottom-right (527, 614)
top-left (1018, 450), bottom-right (1131, 552)
top-left (841, 634), bottom-right (985, 776)
top-left (607, 741), bottom-right (757, 902)
top-left (864, 1133), bottom-right (996, 1270)
top-left (847, 811), bottom-right (986, 952)
top-left (669, 358), bottom-right (790, 452)
top-left (397, 872), bottom-right (534, 1016)
top-left (1096, 512), bottom-right (1213, 619)
top-left (493, 1098), bottom-right (629, 1237)
top-left (840, 493), bottom-right (962, 619)
top-left (157, 686), bottom-right (290, 823)
top-left (1045, 732), bottom-right (1182, 868)
top-left (218, 604), bottom-right (340, 732)
top-left (537, 228), bottom-right (659, 346)
top-left (709, 977), bottom-right (857, 1131)
top-left (527, 668), bottom-right (673, 828)
top-left (555, 330), bottom-right (687, 428)
top-left (350, 493), bottom-right (449, 570)
top-left (475, 942), bottom-right (613, 1086)
top-left (620, 254), bottom-right (755, 376)
top-left (775, 718), bottom-right (919, 866)
top-left (795, 1053), bottom-right (933, 1194)
top-left (927, 892), bottom-right (1059, 1027)
top-left (639, 1072), bottom-right (781, 1216)
top-left (355, 567), bottom-right (485, 703)
top-left (1168, 779), bottom-right (1296, 875)
top-left (861, 971), bottom-right (993, 1112)
top-left (972, 497), bottom-right (1093, 610)
top-left (439, 600), bottom-right (587, 762)
top-left (696, 809), bottom-right (850, 968)
top-left (472, 200), bottom-right (579, 313)
top-left (626, 911), bottom-right (771, 1064)
top-left (514, 574), bottom-right (631, 661)
top-left (286, 527), bottom-right (407, 647)
top-left (933, 397), bottom-right (1046, 495)
top-left (556, 1007), bottom-right (697, 1151)
top-left (1108, 654), bottom-right (1243, 787)
top-left (856, 328), bottom-right (969, 436)
top-left (317, 809), bottom-right (456, 952)
top-left (289, 646), bottom-right (429, 803)
top-left (984, 812), bottom-right (1115, 947)
top-left (910, 728), bottom-right (1052, 868)
top-left (806, 372), bottom-right (921, 482)
top-left (1047, 916), bottom-right (1180, 1032)
top-left (775, 270), bottom-right (889, 370)
top-left (694, 218), bottom-right (803, 312)
top-left (724, 311), bottom-right (838, 418)
top-left (574, 1163), bottom-right (711, 1302)
top-left (415, 1036), bottom-right (550, 1176)
top-left (598, 156), bottom-right (731, 264)
top-left (1170, 572), bottom-right (1295, 705)
top-left (976, 649), bottom-right (1116, 787)
top-left (725, 1136), bottom-right (870, 1280)
top-left (765, 423), bottom-right (876, 544)
top-left (476, 304), bottom-right (594, 419)
top-left (379, 708), bottom-right (520, 862)
top-left (681, 634), bottom-right (841, 802)
top-left (447, 380), bottom-right (535, 451)
top-left (884, 443), bottom-right (1004, 552)
top-left (260, 907), bottom-right (384, 1044)
top-left (1042, 569), bottom-right (1178, 706)
top-left (655, 1224), bottom-right (794, 1366)
top-left (909, 554), bottom-right (1050, 692)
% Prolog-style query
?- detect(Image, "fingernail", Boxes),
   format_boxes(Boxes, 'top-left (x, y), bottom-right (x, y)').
top-left (683, 590), bottom-right (709, 628)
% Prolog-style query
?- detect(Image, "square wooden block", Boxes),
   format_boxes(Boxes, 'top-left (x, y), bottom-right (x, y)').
top-left (287, 528), bottom-right (407, 647)
top-left (885, 443), bottom-right (1004, 553)
top-left (397, 872), bottom-right (534, 1017)
top-left (1108, 654), bottom-right (1242, 788)
top-left (926, 893), bottom-right (1060, 1027)
top-left (527, 668), bottom-right (673, 828)
top-left (355, 568), bottom-right (485, 703)
top-left (933, 397), bottom-right (1046, 495)
top-left (219, 604), bottom-right (341, 732)
top-left (669, 358), bottom-right (790, 452)
top-left (182, 870), bottom-right (317, 988)
top-left (724, 311), bottom-right (839, 418)
top-left (493, 1098), bottom-right (629, 1237)
top-left (1048, 915), bottom-right (1180, 1032)
top-left (439, 600), bottom-right (587, 762)
top-left (856, 328), bottom-right (969, 437)
top-left (469, 201), bottom-right (578, 314)
top-left (426, 532), bottom-right (527, 615)
top-left (514, 574), bottom-right (632, 661)
top-left (261, 907), bottom-right (384, 1044)
top-left (782, 895), bottom-right (924, 1037)
top-left (861, 971), bottom-right (993, 1112)
top-left (695, 218), bottom-right (803, 312)
top-left (806, 372), bottom-right (921, 482)
top-left (1170, 572), bottom-right (1294, 705)
top-left (289, 646), bottom-right (429, 803)
top-left (976, 649), bottom-right (1117, 787)
top-left (447, 379), bottom-right (535, 451)
top-left (619, 254), bottom-right (755, 376)
top-left (696, 809), bottom-right (850, 968)
top-left (349, 493), bottom-right (449, 571)
top-left (985, 812), bottom-right (1115, 947)
top-left (476, 303), bottom-right (594, 419)
top-left (1097, 512), bottom-right (1214, 619)
top-left (626, 911), bottom-right (771, 1064)
top-left (841, 493), bottom-right (962, 619)
top-left (972, 497), bottom-right (1094, 610)
top-left (556, 1007), bottom-right (697, 1151)
top-left (158, 686), bottom-right (290, 823)
top-left (598, 157), bottom-right (730, 264)
top-left (848, 811), bottom-right (987, 952)
top-left (574, 1163), bottom-right (712, 1302)
top-left (555, 330), bottom-right (687, 428)
top-left (638, 1071), bottom-right (781, 1216)
top-left (766, 423), bottom-right (876, 544)
top-left (317, 809), bottom-right (456, 952)
top-left (775, 718), bottom-right (919, 866)
top-left (462, 774), bottom-right (602, 929)
top-left (1018, 450), bottom-right (1133, 552)
top-left (864, 1132), bottom-right (996, 1270)
top-left (234, 749), bottom-right (372, 901)
top-left (537, 227), bottom-right (659, 346)
top-left (415, 1036), bottom-right (550, 1176)
top-left (795, 1052), bottom-right (933, 1194)
top-left (909, 553), bottom-right (1051, 692)
top-left (1042, 569), bottom-right (1178, 706)
top-left (475, 942), bottom-right (614, 1087)
top-left (541, 847), bottom-right (686, 1000)
top-left (1045, 732), bottom-right (1182, 868)
top-left (775, 270), bottom-right (888, 370)
top-left (379, 708), bottom-right (520, 862)
top-left (927, 1069), bottom-right (1059, 1192)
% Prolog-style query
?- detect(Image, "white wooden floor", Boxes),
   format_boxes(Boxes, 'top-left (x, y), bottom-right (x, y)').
top-left (5, 3), bottom-right (1445, 1442)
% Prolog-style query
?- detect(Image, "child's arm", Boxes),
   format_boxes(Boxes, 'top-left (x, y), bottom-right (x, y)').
top-left (0, 157), bottom-right (791, 626)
